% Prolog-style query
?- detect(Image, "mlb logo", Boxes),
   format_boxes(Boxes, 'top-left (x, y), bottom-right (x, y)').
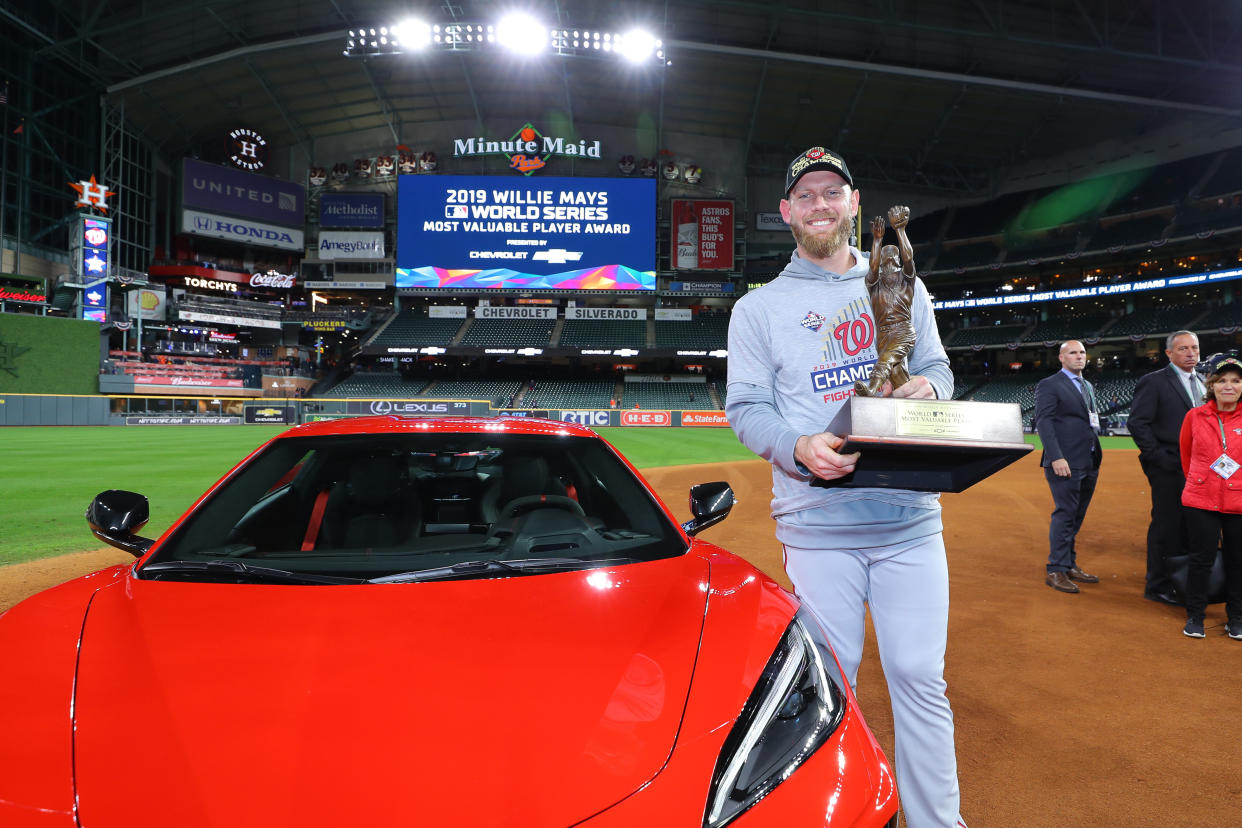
top-left (445, 205), bottom-right (467, 219)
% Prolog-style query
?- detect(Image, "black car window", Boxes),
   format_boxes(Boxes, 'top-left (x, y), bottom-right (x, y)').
top-left (141, 431), bottom-right (687, 582)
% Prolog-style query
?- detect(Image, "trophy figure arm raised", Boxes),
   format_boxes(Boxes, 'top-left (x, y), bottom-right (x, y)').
top-left (856, 205), bottom-right (918, 397)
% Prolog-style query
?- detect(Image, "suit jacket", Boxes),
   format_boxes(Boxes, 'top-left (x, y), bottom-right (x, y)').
top-left (1128, 364), bottom-right (1197, 473)
top-left (1034, 370), bottom-right (1103, 470)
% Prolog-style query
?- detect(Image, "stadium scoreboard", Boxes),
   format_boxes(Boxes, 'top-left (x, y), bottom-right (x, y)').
top-left (396, 175), bottom-right (656, 291)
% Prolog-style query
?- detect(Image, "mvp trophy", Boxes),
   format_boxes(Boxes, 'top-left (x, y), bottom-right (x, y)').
top-left (813, 206), bottom-right (1032, 493)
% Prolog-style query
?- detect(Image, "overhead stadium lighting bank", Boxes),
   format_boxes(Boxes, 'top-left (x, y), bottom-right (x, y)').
top-left (344, 13), bottom-right (665, 64)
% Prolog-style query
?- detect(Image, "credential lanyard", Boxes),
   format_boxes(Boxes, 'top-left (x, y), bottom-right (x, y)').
top-left (1217, 414), bottom-right (1230, 454)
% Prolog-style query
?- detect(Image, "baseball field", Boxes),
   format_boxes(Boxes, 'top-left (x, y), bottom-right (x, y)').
top-left (2, 425), bottom-right (1238, 826)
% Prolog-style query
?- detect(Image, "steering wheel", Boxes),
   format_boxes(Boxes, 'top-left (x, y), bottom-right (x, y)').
top-left (497, 495), bottom-right (585, 521)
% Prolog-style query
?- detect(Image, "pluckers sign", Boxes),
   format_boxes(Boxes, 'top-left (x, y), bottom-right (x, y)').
top-left (453, 122), bottom-right (601, 175)
top-left (671, 199), bottom-right (734, 271)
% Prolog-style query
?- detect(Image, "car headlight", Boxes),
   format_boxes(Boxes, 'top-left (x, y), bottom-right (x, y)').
top-left (704, 608), bottom-right (846, 828)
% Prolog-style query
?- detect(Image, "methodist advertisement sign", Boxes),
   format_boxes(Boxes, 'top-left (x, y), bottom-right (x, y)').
top-left (320, 193), bottom-right (385, 228)
top-left (671, 199), bottom-right (734, 270)
top-left (180, 158), bottom-right (305, 251)
top-left (396, 175), bottom-right (656, 290)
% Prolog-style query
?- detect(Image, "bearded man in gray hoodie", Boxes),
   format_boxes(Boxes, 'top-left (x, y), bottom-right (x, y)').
top-left (726, 147), bottom-right (964, 828)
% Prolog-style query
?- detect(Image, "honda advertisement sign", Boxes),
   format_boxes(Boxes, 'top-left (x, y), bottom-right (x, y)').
top-left (182, 209), bottom-right (304, 251)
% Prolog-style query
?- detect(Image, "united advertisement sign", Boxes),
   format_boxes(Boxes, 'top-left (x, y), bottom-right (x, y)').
top-left (181, 158), bottom-right (305, 228)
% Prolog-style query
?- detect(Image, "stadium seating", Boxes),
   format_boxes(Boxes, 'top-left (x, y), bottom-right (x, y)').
top-left (653, 315), bottom-right (729, 350)
top-left (459, 319), bottom-right (555, 347)
top-left (1022, 311), bottom-right (1116, 343)
top-left (321, 373), bottom-right (428, 398)
top-left (421, 379), bottom-right (525, 404)
top-left (944, 324), bottom-right (1030, 349)
top-left (558, 320), bottom-right (647, 348)
top-left (519, 380), bottom-right (616, 409)
top-left (370, 308), bottom-right (465, 347)
top-left (621, 380), bottom-right (714, 410)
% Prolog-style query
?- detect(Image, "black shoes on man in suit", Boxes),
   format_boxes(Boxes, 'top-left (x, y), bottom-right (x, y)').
top-left (1045, 567), bottom-right (1099, 593)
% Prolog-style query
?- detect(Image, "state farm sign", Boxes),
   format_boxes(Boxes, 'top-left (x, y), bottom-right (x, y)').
top-left (621, 410), bottom-right (671, 427)
top-left (681, 411), bottom-right (730, 427)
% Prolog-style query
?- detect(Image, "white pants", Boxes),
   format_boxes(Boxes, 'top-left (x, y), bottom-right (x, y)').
top-left (784, 533), bottom-right (964, 828)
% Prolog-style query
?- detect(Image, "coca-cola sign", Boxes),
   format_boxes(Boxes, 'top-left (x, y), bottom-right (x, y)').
top-left (249, 271), bottom-right (296, 289)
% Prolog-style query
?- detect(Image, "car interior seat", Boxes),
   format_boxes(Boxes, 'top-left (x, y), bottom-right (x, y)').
top-left (319, 453), bottom-right (420, 549)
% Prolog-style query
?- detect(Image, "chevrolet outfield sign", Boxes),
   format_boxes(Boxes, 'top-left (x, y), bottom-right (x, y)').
top-left (182, 209), bottom-right (304, 251)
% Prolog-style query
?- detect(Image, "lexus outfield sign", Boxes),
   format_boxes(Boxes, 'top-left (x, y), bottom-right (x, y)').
top-left (182, 209), bottom-right (304, 251)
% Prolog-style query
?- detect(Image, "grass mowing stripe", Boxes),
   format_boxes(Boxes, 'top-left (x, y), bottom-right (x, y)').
top-left (0, 424), bottom-right (758, 566)
top-left (0, 424), bottom-right (1138, 567)
top-left (1, 426), bottom-right (286, 565)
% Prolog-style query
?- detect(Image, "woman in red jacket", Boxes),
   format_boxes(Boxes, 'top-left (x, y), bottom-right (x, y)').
top-left (1179, 353), bottom-right (1242, 639)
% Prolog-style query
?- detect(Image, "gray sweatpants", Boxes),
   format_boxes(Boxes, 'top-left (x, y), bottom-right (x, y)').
top-left (784, 532), bottom-right (965, 828)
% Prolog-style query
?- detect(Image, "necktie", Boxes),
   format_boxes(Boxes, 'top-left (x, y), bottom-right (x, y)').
top-left (1077, 377), bottom-right (1094, 412)
top-left (1186, 374), bottom-right (1201, 406)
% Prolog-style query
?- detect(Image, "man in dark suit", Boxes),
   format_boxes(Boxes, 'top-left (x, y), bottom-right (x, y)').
top-left (1127, 330), bottom-right (1202, 605)
top-left (1034, 340), bottom-right (1103, 593)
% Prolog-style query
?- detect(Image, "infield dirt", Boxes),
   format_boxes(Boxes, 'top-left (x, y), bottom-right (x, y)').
top-left (4, 449), bottom-right (1240, 826)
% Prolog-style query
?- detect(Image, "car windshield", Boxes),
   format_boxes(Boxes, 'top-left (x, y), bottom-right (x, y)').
top-left (141, 430), bottom-right (687, 582)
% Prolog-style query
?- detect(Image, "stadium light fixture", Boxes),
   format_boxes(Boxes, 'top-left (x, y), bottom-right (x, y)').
top-left (496, 13), bottom-right (548, 55)
top-left (617, 29), bottom-right (658, 63)
top-left (393, 18), bottom-right (432, 50)
top-left (343, 16), bottom-right (663, 63)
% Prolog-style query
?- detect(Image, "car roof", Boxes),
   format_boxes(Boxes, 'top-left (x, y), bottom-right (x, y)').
top-left (280, 415), bottom-right (600, 440)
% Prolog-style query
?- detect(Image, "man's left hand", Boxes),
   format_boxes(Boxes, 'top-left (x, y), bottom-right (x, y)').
top-left (881, 375), bottom-right (937, 399)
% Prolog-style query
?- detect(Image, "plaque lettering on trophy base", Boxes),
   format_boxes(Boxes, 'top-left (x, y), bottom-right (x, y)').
top-left (811, 396), bottom-right (1034, 493)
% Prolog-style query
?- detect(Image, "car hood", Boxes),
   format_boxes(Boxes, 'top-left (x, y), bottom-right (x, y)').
top-left (73, 554), bottom-right (710, 827)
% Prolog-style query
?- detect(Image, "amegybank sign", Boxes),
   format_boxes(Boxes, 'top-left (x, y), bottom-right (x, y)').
top-left (318, 231), bottom-right (385, 259)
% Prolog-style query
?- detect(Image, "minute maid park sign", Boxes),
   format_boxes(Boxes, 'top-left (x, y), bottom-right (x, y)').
top-left (452, 122), bottom-right (601, 175)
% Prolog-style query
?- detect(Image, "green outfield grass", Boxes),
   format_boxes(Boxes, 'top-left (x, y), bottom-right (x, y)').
top-left (0, 424), bottom-right (1135, 567)
top-left (0, 425), bottom-right (761, 566)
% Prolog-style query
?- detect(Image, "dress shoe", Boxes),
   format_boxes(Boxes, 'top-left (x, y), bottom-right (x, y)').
top-left (1144, 590), bottom-right (1181, 606)
top-left (1067, 567), bottom-right (1099, 583)
top-left (1046, 571), bottom-right (1080, 593)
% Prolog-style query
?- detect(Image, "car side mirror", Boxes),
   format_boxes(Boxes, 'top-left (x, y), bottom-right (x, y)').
top-left (86, 490), bottom-right (155, 558)
top-left (682, 481), bottom-right (734, 536)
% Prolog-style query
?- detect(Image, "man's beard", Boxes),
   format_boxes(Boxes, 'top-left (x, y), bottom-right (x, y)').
top-left (791, 213), bottom-right (854, 259)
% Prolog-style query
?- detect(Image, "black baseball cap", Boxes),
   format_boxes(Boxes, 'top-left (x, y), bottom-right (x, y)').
top-left (785, 147), bottom-right (853, 194)
top-left (1208, 353), bottom-right (1242, 375)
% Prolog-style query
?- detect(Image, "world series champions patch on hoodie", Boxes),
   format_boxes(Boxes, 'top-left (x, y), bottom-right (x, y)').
top-left (808, 295), bottom-right (877, 403)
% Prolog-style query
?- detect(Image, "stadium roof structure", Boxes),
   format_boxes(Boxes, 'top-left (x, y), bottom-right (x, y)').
top-left (6, 0), bottom-right (1242, 196)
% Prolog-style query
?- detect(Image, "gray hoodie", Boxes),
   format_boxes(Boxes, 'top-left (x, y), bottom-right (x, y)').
top-left (726, 247), bottom-right (953, 548)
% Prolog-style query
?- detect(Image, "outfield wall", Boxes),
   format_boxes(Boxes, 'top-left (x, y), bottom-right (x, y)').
top-left (0, 315), bottom-right (103, 395)
top-left (0, 394), bottom-right (731, 427)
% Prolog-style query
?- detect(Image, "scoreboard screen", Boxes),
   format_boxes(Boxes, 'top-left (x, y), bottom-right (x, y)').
top-left (396, 175), bottom-right (656, 290)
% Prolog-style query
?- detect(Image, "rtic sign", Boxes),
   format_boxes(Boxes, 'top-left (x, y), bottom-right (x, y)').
top-left (560, 410), bottom-right (610, 427)
top-left (621, 410), bottom-right (671, 427)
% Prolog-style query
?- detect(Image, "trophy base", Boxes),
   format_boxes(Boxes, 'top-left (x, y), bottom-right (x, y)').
top-left (811, 396), bottom-right (1034, 493)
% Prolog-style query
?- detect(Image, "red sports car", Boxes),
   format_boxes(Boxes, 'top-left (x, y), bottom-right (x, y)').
top-left (0, 416), bottom-right (898, 827)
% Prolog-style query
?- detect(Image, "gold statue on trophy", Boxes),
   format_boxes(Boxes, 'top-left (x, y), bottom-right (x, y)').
top-left (855, 205), bottom-right (917, 397)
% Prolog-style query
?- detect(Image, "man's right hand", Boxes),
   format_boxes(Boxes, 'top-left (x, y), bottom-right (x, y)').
top-left (795, 432), bottom-right (861, 480)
